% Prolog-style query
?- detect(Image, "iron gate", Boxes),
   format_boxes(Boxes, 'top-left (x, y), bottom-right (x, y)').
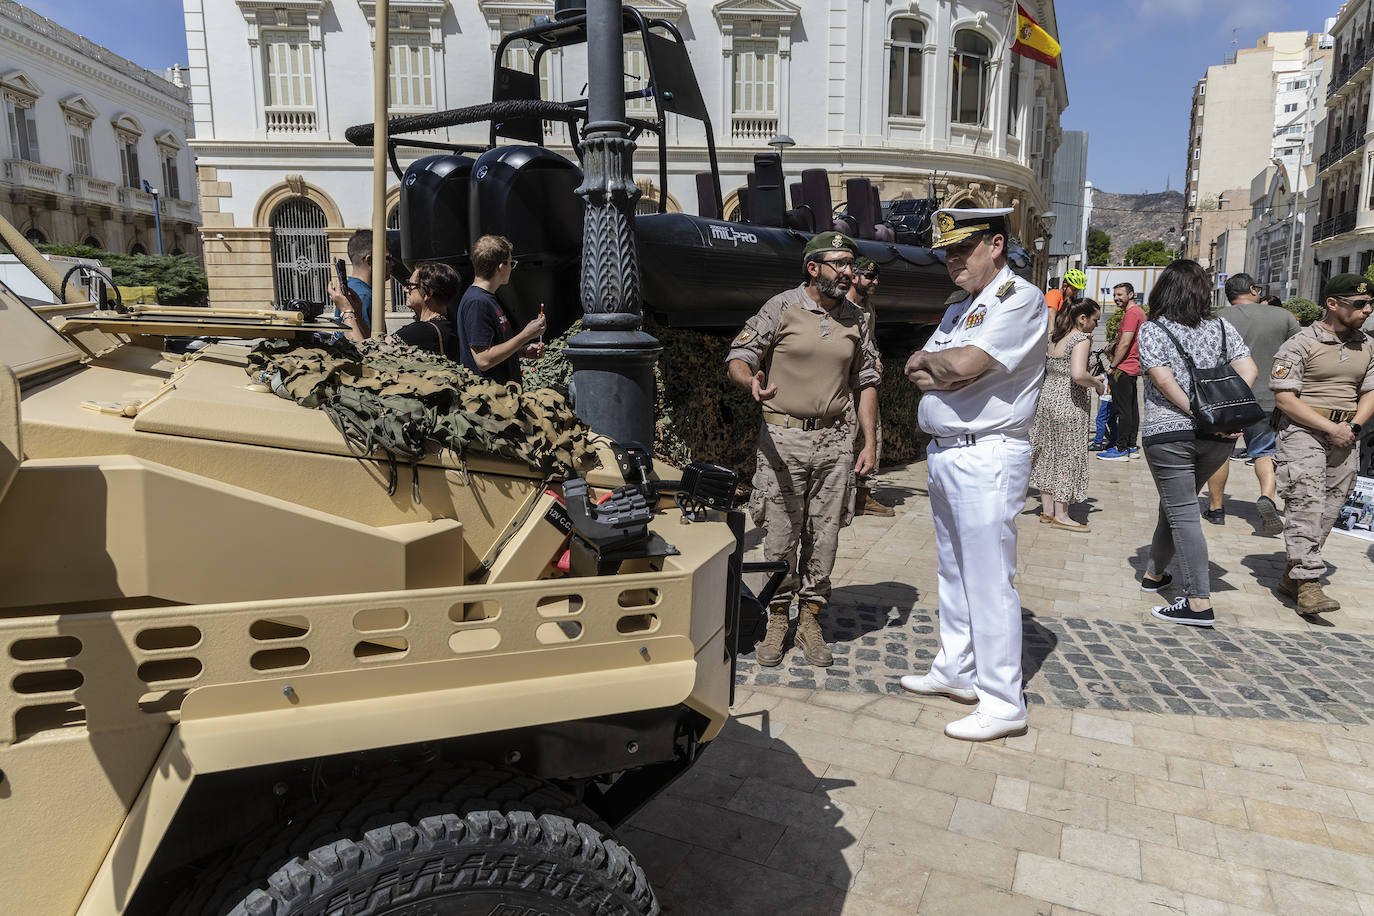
top-left (270, 198), bottom-right (330, 305)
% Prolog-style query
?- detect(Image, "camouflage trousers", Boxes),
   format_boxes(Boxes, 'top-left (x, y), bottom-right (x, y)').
top-left (1276, 425), bottom-right (1359, 580)
top-left (749, 421), bottom-right (855, 604)
top-left (845, 399), bottom-right (883, 487)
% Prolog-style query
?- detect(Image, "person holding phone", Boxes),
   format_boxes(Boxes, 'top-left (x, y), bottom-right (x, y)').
top-left (330, 261), bottom-right (460, 358)
top-left (329, 228), bottom-right (395, 341)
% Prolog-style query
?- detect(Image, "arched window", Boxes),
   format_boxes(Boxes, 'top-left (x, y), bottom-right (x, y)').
top-left (270, 197), bottom-right (328, 305)
top-left (24, 227), bottom-right (46, 245)
top-left (130, 241), bottom-right (147, 255)
top-left (82, 235), bottom-right (101, 249)
top-left (951, 30), bottom-right (992, 125)
top-left (889, 18), bottom-right (924, 118)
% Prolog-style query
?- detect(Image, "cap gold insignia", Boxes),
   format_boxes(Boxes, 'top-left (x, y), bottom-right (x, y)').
top-left (996, 280), bottom-right (1016, 300)
top-left (936, 213), bottom-right (955, 234)
top-left (1272, 362), bottom-right (1290, 379)
top-left (832, 234), bottom-right (843, 247)
top-left (1360, 282), bottom-right (1369, 294)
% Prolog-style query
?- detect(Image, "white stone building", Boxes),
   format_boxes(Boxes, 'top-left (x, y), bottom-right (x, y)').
top-left (0, 0), bottom-right (200, 256)
top-left (1311, 3), bottom-right (1374, 295)
top-left (184, 0), bottom-right (1067, 309)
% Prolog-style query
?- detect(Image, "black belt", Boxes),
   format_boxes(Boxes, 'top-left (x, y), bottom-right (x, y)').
top-left (762, 410), bottom-right (841, 431)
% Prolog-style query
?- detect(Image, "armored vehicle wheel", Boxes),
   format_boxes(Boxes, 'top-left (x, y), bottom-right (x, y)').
top-left (172, 763), bottom-right (658, 916)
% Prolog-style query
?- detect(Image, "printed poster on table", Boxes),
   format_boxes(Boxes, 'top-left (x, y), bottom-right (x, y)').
top-left (1332, 475), bottom-right (1374, 542)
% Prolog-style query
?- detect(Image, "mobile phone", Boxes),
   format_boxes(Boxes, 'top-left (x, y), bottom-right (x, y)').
top-left (334, 257), bottom-right (348, 293)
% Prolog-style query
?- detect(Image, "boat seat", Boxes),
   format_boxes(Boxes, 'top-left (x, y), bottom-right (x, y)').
top-left (695, 172), bottom-right (720, 219)
top-left (750, 153), bottom-right (787, 228)
top-left (846, 178), bottom-right (876, 240)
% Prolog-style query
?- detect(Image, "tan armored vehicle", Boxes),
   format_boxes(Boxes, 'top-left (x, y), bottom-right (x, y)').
top-left (0, 225), bottom-right (768, 913)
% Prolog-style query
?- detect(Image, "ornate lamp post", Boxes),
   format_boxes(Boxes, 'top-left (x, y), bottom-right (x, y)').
top-left (564, 0), bottom-right (662, 447)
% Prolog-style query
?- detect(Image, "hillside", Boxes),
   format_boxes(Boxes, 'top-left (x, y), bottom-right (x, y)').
top-left (1089, 189), bottom-right (1186, 264)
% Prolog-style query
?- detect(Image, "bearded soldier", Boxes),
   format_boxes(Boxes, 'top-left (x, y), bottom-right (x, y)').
top-left (727, 233), bottom-right (880, 668)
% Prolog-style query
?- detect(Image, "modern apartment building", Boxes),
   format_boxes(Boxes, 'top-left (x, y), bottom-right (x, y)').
top-left (0, 0), bottom-right (200, 256)
top-left (1045, 129), bottom-right (1088, 279)
top-left (1312, 3), bottom-right (1374, 293)
top-left (184, 0), bottom-right (1068, 309)
top-left (1181, 31), bottom-right (1329, 287)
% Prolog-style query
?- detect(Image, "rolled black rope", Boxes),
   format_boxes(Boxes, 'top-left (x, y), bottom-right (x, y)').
top-left (345, 99), bottom-right (584, 147)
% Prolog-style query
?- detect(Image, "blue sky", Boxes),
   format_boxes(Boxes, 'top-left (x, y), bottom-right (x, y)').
top-left (1057, 0), bottom-right (1327, 194)
top-left (32, 0), bottom-right (1329, 196)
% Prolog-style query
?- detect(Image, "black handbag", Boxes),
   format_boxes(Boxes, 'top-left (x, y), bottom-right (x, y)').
top-left (1154, 320), bottom-right (1265, 435)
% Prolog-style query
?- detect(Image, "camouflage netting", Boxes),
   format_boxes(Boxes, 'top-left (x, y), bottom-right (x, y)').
top-left (246, 337), bottom-right (598, 497)
top-left (522, 318), bottom-right (927, 479)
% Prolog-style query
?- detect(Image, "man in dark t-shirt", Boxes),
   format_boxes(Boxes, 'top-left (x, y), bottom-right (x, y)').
top-left (457, 234), bottom-right (546, 384)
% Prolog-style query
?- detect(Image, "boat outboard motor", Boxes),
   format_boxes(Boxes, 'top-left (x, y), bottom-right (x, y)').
top-left (399, 154), bottom-right (477, 287)
top-left (468, 145), bottom-right (585, 334)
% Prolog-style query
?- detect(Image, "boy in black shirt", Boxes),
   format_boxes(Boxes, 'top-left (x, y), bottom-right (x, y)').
top-left (457, 235), bottom-right (545, 384)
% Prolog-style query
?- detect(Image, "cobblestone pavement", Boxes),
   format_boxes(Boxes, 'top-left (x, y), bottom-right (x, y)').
top-left (623, 447), bottom-right (1374, 915)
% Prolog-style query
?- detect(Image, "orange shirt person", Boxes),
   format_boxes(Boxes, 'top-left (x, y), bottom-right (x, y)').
top-left (1046, 269), bottom-right (1087, 312)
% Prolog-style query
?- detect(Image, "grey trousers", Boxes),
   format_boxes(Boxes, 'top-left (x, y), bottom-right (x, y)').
top-left (1142, 438), bottom-right (1234, 598)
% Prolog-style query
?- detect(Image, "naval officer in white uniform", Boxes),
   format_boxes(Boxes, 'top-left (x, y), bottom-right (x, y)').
top-left (901, 207), bottom-right (1048, 741)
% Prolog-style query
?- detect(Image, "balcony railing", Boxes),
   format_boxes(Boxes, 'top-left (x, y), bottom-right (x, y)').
top-left (67, 173), bottom-right (116, 205)
top-left (1313, 210), bottom-right (1357, 242)
top-left (117, 185), bottom-right (158, 213)
top-left (1327, 44), bottom-right (1374, 98)
top-left (161, 197), bottom-right (199, 221)
top-left (731, 114), bottom-right (778, 143)
top-left (1318, 127), bottom-right (1367, 172)
top-left (265, 107), bottom-right (318, 134)
top-left (3, 158), bottom-right (62, 192)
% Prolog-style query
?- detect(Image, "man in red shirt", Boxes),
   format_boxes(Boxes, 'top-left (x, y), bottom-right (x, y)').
top-left (1097, 282), bottom-right (1146, 461)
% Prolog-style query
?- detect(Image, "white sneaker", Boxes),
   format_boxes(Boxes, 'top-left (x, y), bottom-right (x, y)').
top-left (944, 711), bottom-right (1029, 742)
top-left (899, 673), bottom-right (977, 702)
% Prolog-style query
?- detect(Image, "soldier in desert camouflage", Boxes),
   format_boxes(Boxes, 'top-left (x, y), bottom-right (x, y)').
top-left (726, 232), bottom-right (880, 668)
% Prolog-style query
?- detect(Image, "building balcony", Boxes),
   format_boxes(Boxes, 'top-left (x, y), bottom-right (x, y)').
top-left (117, 185), bottom-right (158, 213)
top-left (67, 173), bottom-right (116, 205)
top-left (1327, 43), bottom-right (1374, 101)
top-left (1313, 210), bottom-right (1357, 242)
top-left (161, 197), bottom-right (199, 222)
top-left (1318, 127), bottom-right (1367, 173)
top-left (731, 114), bottom-right (778, 144)
top-left (265, 107), bottom-right (318, 135)
top-left (3, 158), bottom-right (63, 194)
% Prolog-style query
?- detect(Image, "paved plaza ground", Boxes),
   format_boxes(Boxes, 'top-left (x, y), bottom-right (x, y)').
top-left (623, 455), bottom-right (1374, 915)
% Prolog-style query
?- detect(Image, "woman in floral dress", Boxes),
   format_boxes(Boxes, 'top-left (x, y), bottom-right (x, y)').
top-left (1031, 299), bottom-right (1106, 530)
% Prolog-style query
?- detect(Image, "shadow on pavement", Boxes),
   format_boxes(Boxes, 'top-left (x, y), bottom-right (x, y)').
top-left (620, 718), bottom-right (859, 914)
top-left (827, 581), bottom-right (919, 640)
top-left (1021, 612), bottom-right (1059, 685)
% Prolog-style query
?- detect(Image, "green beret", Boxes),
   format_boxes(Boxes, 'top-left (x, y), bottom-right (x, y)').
top-left (803, 231), bottom-right (858, 261)
top-left (1323, 273), bottom-right (1372, 300)
top-left (854, 256), bottom-right (878, 274)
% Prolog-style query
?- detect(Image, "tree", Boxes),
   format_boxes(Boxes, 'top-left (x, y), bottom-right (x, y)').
top-left (36, 243), bottom-right (209, 306)
top-left (1122, 240), bottom-right (1176, 267)
top-left (1086, 228), bottom-right (1111, 266)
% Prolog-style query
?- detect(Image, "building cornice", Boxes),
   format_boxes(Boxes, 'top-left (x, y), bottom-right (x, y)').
top-left (0, 0), bottom-right (188, 106)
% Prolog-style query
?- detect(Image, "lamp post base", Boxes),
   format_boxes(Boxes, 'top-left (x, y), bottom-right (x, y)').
top-left (566, 321), bottom-right (662, 448)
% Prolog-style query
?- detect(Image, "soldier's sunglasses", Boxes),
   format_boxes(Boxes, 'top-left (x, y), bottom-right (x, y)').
top-left (1336, 297), bottom-right (1373, 310)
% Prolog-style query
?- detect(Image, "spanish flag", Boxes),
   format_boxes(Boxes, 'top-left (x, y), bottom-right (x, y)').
top-left (1012, 4), bottom-right (1061, 69)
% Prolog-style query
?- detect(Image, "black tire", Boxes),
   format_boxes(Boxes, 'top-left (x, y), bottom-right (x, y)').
top-left (173, 762), bottom-right (658, 916)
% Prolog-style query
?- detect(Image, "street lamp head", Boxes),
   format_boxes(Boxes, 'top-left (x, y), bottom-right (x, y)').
top-left (767, 133), bottom-right (795, 156)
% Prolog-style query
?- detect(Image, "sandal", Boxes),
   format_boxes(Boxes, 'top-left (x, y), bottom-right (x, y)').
top-left (1039, 513), bottom-right (1054, 524)
top-left (1051, 519), bottom-right (1090, 532)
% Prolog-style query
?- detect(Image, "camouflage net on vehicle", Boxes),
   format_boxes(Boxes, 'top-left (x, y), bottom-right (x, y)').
top-left (522, 318), bottom-right (926, 479)
top-left (246, 336), bottom-right (598, 500)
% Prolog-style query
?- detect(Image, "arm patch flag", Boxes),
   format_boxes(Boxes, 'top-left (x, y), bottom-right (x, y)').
top-left (1013, 4), bottom-right (1061, 69)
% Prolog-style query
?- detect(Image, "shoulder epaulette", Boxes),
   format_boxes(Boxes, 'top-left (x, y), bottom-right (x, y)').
top-left (995, 280), bottom-right (1016, 301)
top-left (943, 289), bottom-right (966, 307)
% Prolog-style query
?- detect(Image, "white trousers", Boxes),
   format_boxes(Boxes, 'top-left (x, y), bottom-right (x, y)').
top-left (926, 435), bottom-right (1031, 720)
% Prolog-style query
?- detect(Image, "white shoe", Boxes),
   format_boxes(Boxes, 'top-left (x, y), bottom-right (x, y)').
top-left (899, 673), bottom-right (977, 702)
top-left (944, 711), bottom-right (1029, 742)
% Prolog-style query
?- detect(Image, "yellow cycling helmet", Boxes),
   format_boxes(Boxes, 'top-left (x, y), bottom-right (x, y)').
top-left (1064, 269), bottom-right (1087, 290)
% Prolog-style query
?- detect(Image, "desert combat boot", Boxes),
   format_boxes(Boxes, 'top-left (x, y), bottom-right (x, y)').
top-left (755, 599), bottom-right (792, 667)
top-left (794, 599), bottom-right (834, 667)
top-left (855, 485), bottom-right (895, 517)
top-left (1296, 580), bottom-right (1340, 616)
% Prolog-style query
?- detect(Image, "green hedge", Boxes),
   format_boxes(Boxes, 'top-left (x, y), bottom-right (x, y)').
top-left (1283, 297), bottom-right (1322, 324)
top-left (34, 243), bottom-right (208, 306)
top-left (523, 319), bottom-right (926, 477)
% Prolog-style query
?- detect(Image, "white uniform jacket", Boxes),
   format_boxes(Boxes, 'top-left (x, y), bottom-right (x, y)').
top-left (917, 264), bottom-right (1048, 439)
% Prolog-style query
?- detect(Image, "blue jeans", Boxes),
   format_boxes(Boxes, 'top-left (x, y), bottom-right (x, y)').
top-left (1094, 400), bottom-right (1118, 447)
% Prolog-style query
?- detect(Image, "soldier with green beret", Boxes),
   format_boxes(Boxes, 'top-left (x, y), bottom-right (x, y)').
top-left (727, 232), bottom-right (881, 667)
top-left (1270, 272), bottom-right (1374, 615)
top-left (847, 255), bottom-right (894, 516)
